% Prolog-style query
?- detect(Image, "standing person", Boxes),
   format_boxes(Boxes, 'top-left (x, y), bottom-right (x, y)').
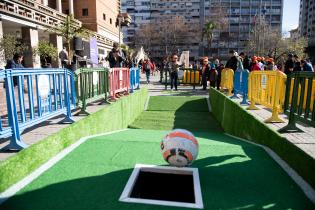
top-left (251, 56), bottom-right (261, 71)
top-left (152, 61), bottom-right (156, 76)
top-left (59, 47), bottom-right (69, 68)
top-left (257, 57), bottom-right (264, 70)
top-left (214, 59), bottom-right (222, 90)
top-left (225, 50), bottom-right (238, 71)
top-left (5, 53), bottom-right (24, 86)
top-left (168, 53), bottom-right (183, 91)
top-left (284, 53), bottom-right (294, 75)
top-left (106, 42), bottom-right (124, 68)
top-left (209, 64), bottom-right (218, 88)
top-left (160, 58), bottom-right (167, 83)
top-left (201, 57), bottom-right (210, 90)
top-left (142, 58), bottom-right (153, 84)
top-left (239, 52), bottom-right (251, 70)
top-left (265, 58), bottom-right (275, 71)
top-left (301, 60), bottom-right (314, 72)
top-left (293, 55), bottom-right (302, 72)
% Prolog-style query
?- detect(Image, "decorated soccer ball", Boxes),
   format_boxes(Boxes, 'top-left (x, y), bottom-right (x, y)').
top-left (161, 129), bottom-right (199, 167)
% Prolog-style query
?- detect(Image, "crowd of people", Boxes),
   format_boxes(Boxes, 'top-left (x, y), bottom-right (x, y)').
top-left (142, 50), bottom-right (315, 91)
top-left (4, 42), bottom-right (314, 92)
top-left (224, 50), bottom-right (314, 74)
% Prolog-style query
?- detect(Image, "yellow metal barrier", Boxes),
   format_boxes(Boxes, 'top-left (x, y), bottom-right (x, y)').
top-left (183, 70), bottom-right (200, 84)
top-left (289, 79), bottom-right (315, 112)
top-left (247, 71), bottom-right (287, 123)
top-left (221, 68), bottom-right (234, 95)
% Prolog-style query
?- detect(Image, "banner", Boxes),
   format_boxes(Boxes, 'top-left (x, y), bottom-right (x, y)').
top-left (179, 51), bottom-right (189, 68)
top-left (90, 37), bottom-right (99, 66)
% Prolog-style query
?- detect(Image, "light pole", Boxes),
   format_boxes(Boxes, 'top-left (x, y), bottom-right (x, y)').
top-left (118, 14), bottom-right (123, 50)
top-left (117, 13), bottom-right (131, 49)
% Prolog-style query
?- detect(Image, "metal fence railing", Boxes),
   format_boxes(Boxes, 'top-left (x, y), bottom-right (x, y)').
top-left (0, 68), bottom-right (76, 150)
top-left (280, 72), bottom-right (315, 132)
top-left (75, 68), bottom-right (109, 115)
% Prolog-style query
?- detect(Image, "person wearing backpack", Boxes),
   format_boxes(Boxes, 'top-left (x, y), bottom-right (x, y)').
top-left (142, 58), bottom-right (153, 84)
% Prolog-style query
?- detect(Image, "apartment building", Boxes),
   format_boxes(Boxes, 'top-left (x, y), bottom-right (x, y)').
top-left (204, 0), bottom-right (283, 59)
top-left (299, 0), bottom-right (315, 62)
top-left (122, 0), bottom-right (283, 60)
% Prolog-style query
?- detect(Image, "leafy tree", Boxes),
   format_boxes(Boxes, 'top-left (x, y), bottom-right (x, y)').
top-left (33, 41), bottom-right (58, 59)
top-left (0, 34), bottom-right (28, 61)
top-left (47, 15), bottom-right (90, 63)
top-left (33, 41), bottom-right (58, 66)
top-left (203, 21), bottom-right (216, 50)
top-left (203, 2), bottom-right (229, 56)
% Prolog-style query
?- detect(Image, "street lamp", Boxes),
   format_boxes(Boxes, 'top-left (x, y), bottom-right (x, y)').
top-left (117, 13), bottom-right (131, 49)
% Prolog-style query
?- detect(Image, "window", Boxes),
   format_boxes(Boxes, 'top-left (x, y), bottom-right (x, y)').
top-left (110, 18), bottom-right (112, 24)
top-left (82, 8), bottom-right (88, 16)
top-left (103, 13), bottom-right (106, 20)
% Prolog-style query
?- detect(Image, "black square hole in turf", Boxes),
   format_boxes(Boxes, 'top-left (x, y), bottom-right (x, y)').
top-left (119, 164), bottom-right (204, 209)
top-left (130, 171), bottom-right (195, 203)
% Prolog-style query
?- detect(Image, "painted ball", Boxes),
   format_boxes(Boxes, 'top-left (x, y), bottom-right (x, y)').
top-left (161, 129), bottom-right (199, 167)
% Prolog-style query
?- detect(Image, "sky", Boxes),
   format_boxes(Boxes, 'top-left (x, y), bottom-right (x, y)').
top-left (282, 0), bottom-right (300, 36)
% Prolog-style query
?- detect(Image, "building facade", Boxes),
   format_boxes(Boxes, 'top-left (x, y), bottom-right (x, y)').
top-left (122, 0), bottom-right (202, 59)
top-left (299, 0), bottom-right (315, 62)
top-left (0, 0), bottom-right (121, 68)
top-left (203, 0), bottom-right (283, 60)
top-left (122, 0), bottom-right (151, 47)
top-left (122, 0), bottom-right (283, 60)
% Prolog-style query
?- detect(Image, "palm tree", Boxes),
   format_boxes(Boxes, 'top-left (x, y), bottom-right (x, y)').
top-left (203, 21), bottom-right (216, 54)
top-left (47, 15), bottom-right (90, 63)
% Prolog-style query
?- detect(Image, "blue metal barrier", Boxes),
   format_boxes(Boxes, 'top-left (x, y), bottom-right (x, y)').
top-left (0, 68), bottom-right (76, 150)
top-left (231, 69), bottom-right (249, 105)
top-left (130, 67), bottom-right (140, 93)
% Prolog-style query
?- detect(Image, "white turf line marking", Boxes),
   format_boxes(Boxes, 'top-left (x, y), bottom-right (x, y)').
top-left (119, 164), bottom-right (203, 209)
top-left (206, 97), bottom-right (212, 112)
top-left (224, 133), bottom-right (315, 204)
top-left (0, 129), bottom-right (128, 205)
top-left (144, 95), bottom-right (150, 111)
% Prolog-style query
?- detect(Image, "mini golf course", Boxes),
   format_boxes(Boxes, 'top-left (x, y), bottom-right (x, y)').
top-left (1, 96), bottom-right (314, 210)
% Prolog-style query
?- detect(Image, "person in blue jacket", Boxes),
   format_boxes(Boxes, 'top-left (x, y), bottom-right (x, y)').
top-left (5, 53), bottom-right (24, 86)
top-left (301, 60), bottom-right (314, 72)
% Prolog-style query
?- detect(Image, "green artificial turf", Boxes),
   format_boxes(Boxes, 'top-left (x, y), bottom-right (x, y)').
top-left (209, 88), bottom-right (315, 190)
top-left (0, 88), bottom-right (148, 193)
top-left (129, 111), bottom-right (222, 132)
top-left (147, 96), bottom-right (209, 112)
top-left (130, 96), bottom-right (221, 132)
top-left (1, 129), bottom-right (314, 210)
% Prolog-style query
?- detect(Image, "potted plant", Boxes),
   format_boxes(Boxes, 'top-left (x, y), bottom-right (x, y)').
top-left (33, 41), bottom-right (58, 68)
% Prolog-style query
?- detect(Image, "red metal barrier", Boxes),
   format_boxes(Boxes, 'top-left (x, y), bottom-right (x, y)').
top-left (109, 68), bottom-right (130, 100)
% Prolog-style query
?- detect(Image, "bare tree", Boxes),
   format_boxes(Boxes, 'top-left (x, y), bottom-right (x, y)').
top-left (134, 24), bottom-right (156, 56)
top-left (245, 16), bottom-right (274, 56)
top-left (245, 15), bottom-right (308, 61)
top-left (135, 15), bottom-right (193, 58)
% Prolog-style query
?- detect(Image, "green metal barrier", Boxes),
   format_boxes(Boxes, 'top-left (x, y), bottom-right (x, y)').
top-left (75, 68), bottom-right (110, 115)
top-left (280, 71), bottom-right (315, 132)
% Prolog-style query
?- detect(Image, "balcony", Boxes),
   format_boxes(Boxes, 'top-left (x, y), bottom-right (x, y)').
top-left (0, 0), bottom-right (81, 28)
